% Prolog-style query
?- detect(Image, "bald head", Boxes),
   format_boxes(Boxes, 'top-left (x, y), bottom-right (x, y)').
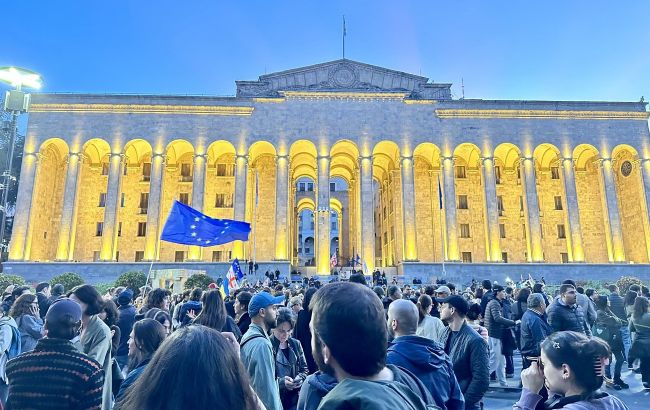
top-left (387, 299), bottom-right (419, 336)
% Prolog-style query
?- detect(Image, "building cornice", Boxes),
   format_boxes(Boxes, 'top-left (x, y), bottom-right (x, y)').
top-left (29, 103), bottom-right (254, 116)
top-left (435, 109), bottom-right (650, 120)
top-left (279, 91), bottom-right (409, 100)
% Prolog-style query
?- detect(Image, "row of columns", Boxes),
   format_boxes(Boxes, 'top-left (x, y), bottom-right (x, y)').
top-left (8, 147), bottom-right (647, 267)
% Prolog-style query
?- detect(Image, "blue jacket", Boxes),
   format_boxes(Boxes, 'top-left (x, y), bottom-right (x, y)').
top-left (387, 335), bottom-right (464, 410)
top-left (116, 305), bottom-right (136, 357)
top-left (296, 371), bottom-right (338, 410)
top-left (115, 358), bottom-right (150, 406)
top-left (608, 292), bottom-right (626, 321)
top-left (519, 309), bottom-right (552, 357)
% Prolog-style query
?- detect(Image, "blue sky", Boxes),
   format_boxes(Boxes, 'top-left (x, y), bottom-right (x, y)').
top-left (3, 1), bottom-right (650, 103)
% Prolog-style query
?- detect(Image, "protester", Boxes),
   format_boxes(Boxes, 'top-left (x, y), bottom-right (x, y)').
top-left (69, 284), bottom-right (113, 410)
top-left (387, 299), bottom-right (464, 410)
top-left (479, 280), bottom-right (494, 316)
top-left (435, 285), bottom-right (451, 300)
top-left (592, 295), bottom-right (627, 390)
top-left (294, 287), bottom-right (318, 374)
top-left (241, 291), bottom-right (285, 410)
top-left (563, 280), bottom-right (597, 328)
top-left (547, 284), bottom-right (591, 335)
top-left (177, 287), bottom-right (203, 327)
top-left (10, 293), bottom-right (44, 353)
top-left (193, 289), bottom-right (242, 340)
top-left (439, 295), bottom-right (490, 410)
top-left (35, 282), bottom-right (51, 319)
top-left (311, 282), bottom-right (433, 410)
top-left (415, 294), bottom-right (446, 343)
top-left (290, 296), bottom-right (303, 317)
top-left (629, 296), bottom-right (650, 389)
top-left (235, 291), bottom-right (253, 335)
top-left (117, 325), bottom-right (261, 409)
top-left (136, 288), bottom-right (171, 321)
top-left (270, 307), bottom-right (308, 410)
top-left (5, 298), bottom-right (104, 409)
top-left (115, 318), bottom-right (167, 405)
top-left (607, 284), bottom-right (631, 364)
top-left (116, 289), bottom-right (136, 370)
top-left (485, 284), bottom-right (517, 387)
top-left (515, 331), bottom-right (628, 409)
top-left (49, 283), bottom-right (65, 304)
top-left (466, 303), bottom-right (489, 342)
top-left (143, 308), bottom-right (172, 336)
top-left (0, 302), bottom-right (20, 405)
top-left (519, 293), bottom-right (552, 371)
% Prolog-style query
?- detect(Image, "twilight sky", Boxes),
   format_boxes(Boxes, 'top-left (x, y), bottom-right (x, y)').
top-left (3, 1), bottom-right (650, 103)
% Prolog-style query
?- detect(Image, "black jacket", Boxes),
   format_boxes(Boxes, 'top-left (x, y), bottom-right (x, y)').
top-left (441, 322), bottom-right (489, 408)
top-left (294, 309), bottom-right (317, 373)
top-left (237, 312), bottom-right (251, 335)
top-left (608, 293), bottom-right (627, 321)
top-left (547, 298), bottom-right (591, 336)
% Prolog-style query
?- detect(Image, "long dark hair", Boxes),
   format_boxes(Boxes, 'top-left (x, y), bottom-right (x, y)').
top-left (416, 294), bottom-right (432, 324)
top-left (633, 296), bottom-right (649, 321)
top-left (9, 294), bottom-right (37, 318)
top-left (117, 325), bottom-right (259, 410)
top-left (193, 290), bottom-right (227, 331)
top-left (129, 319), bottom-right (166, 369)
top-left (624, 291), bottom-right (638, 307)
top-left (542, 331), bottom-right (610, 395)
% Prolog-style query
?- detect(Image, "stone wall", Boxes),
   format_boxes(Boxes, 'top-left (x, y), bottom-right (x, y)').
top-left (537, 168), bottom-right (569, 263)
top-left (456, 166), bottom-right (487, 262)
top-left (73, 162), bottom-right (108, 261)
top-left (575, 163), bottom-right (609, 262)
top-left (615, 154), bottom-right (649, 263)
top-left (495, 165), bottom-right (527, 263)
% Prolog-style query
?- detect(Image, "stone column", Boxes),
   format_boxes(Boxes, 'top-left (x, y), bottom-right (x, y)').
top-left (188, 153), bottom-right (207, 261)
top-left (441, 156), bottom-right (459, 261)
top-left (639, 158), bottom-right (650, 262)
top-left (316, 155), bottom-right (331, 274)
top-left (144, 153), bottom-right (165, 260)
top-left (400, 155), bottom-right (418, 261)
top-left (100, 153), bottom-right (124, 261)
top-left (8, 152), bottom-right (40, 260)
top-left (232, 154), bottom-right (248, 259)
top-left (56, 152), bottom-right (83, 261)
top-left (561, 157), bottom-right (585, 262)
top-left (274, 155), bottom-right (290, 260)
top-left (481, 156), bottom-right (501, 262)
top-left (520, 157), bottom-right (544, 262)
top-left (599, 158), bottom-right (626, 262)
top-left (359, 156), bottom-right (375, 272)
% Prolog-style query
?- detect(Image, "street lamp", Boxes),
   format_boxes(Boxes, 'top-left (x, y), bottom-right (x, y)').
top-left (0, 66), bottom-right (42, 258)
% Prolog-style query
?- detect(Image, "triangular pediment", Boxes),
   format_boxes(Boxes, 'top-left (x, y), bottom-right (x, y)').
top-left (236, 59), bottom-right (452, 100)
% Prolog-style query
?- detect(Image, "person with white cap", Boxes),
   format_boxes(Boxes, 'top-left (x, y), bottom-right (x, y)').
top-left (435, 285), bottom-right (451, 300)
top-left (240, 291), bottom-right (285, 410)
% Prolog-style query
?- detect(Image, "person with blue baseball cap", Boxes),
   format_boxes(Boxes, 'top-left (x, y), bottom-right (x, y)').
top-left (240, 292), bottom-right (285, 410)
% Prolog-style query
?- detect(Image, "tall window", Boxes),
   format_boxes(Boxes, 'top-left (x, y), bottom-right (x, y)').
top-left (212, 250), bottom-right (223, 262)
top-left (499, 223), bottom-right (506, 238)
top-left (330, 182), bottom-right (336, 192)
top-left (460, 224), bottom-right (471, 238)
top-left (98, 193), bottom-right (106, 207)
top-left (560, 252), bottom-right (569, 263)
top-left (96, 222), bottom-right (104, 237)
top-left (307, 183), bottom-right (314, 191)
top-left (554, 196), bottom-right (563, 210)
top-left (142, 162), bottom-right (151, 181)
top-left (461, 252), bottom-right (472, 263)
top-left (497, 196), bottom-right (504, 215)
top-left (299, 182), bottom-right (306, 191)
top-left (557, 224), bottom-right (566, 239)
top-left (457, 195), bottom-right (469, 209)
top-left (137, 222), bottom-right (147, 237)
top-left (216, 163), bottom-right (234, 176)
top-left (135, 251), bottom-right (145, 262)
top-left (495, 166), bottom-right (502, 184)
top-left (93, 251), bottom-right (101, 261)
top-left (455, 165), bottom-right (466, 179)
top-left (551, 167), bottom-right (560, 180)
top-left (140, 193), bottom-right (149, 213)
top-left (180, 163), bottom-right (192, 181)
top-left (117, 222), bottom-right (122, 237)
top-left (179, 193), bottom-right (190, 205)
top-left (101, 162), bottom-right (109, 175)
top-left (502, 252), bottom-right (508, 263)
top-left (121, 193), bottom-right (126, 207)
top-left (175, 251), bottom-right (185, 262)
top-left (215, 193), bottom-right (233, 208)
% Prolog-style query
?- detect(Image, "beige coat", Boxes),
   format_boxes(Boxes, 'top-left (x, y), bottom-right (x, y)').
top-left (78, 315), bottom-right (112, 410)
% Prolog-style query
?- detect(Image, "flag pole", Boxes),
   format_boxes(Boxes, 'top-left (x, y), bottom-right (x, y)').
top-left (438, 175), bottom-right (447, 278)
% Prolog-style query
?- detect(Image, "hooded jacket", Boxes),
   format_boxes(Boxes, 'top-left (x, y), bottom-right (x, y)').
top-left (0, 316), bottom-right (20, 382)
top-left (296, 371), bottom-right (338, 410)
top-left (387, 335), bottom-right (464, 410)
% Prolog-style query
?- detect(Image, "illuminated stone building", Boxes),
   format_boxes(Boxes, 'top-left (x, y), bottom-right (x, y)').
top-left (5, 59), bottom-right (650, 283)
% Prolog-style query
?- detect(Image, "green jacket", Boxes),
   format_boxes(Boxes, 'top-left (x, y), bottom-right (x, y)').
top-left (77, 315), bottom-right (112, 410)
top-left (317, 378), bottom-right (429, 410)
top-left (241, 323), bottom-right (283, 410)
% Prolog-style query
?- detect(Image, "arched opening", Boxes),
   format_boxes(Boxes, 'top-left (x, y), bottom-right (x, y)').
top-left (159, 139), bottom-right (195, 262)
top-left (494, 143), bottom-right (527, 263)
top-left (248, 141), bottom-right (277, 261)
top-left (453, 143), bottom-right (486, 262)
top-left (533, 143), bottom-right (568, 263)
top-left (330, 140), bottom-right (358, 266)
top-left (290, 140), bottom-right (317, 267)
top-left (27, 138), bottom-right (69, 261)
top-left (573, 144), bottom-right (608, 262)
top-left (612, 144), bottom-right (648, 263)
top-left (413, 142), bottom-right (443, 262)
top-left (373, 141), bottom-right (400, 267)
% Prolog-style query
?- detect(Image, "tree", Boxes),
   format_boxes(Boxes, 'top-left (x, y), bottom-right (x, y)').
top-left (184, 273), bottom-right (215, 290)
top-left (0, 273), bottom-right (25, 292)
top-left (114, 271), bottom-right (147, 297)
top-left (49, 272), bottom-right (85, 293)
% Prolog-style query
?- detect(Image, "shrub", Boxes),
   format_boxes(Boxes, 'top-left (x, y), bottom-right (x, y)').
top-left (0, 274), bottom-right (26, 293)
top-left (49, 272), bottom-right (84, 293)
top-left (184, 273), bottom-right (215, 290)
top-left (114, 271), bottom-right (147, 297)
top-left (616, 276), bottom-right (644, 294)
top-left (95, 282), bottom-right (114, 296)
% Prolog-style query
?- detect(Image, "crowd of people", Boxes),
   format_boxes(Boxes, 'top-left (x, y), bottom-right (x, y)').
top-left (0, 272), bottom-right (647, 409)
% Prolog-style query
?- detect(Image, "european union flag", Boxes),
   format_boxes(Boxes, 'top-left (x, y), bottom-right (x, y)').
top-left (161, 201), bottom-right (251, 246)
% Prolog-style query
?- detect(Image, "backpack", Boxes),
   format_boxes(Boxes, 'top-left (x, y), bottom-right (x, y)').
top-left (0, 321), bottom-right (21, 359)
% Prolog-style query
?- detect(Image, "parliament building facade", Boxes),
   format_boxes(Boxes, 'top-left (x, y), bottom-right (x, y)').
top-left (5, 59), bottom-right (650, 283)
